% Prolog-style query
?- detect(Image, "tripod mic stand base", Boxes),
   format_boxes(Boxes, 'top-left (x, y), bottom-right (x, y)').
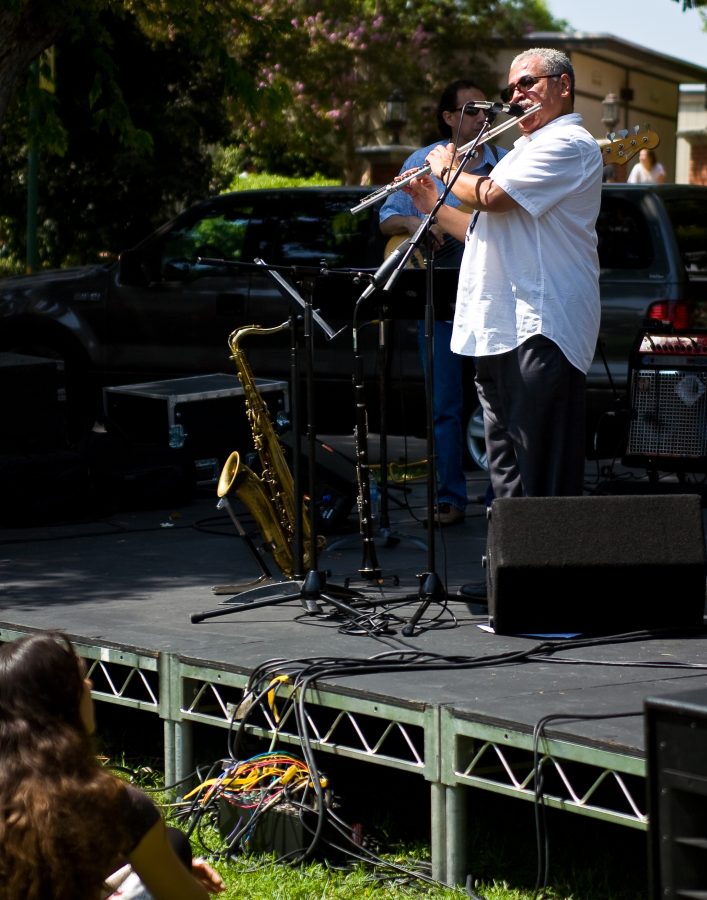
top-left (191, 570), bottom-right (373, 624)
top-left (192, 578), bottom-right (306, 622)
top-left (401, 571), bottom-right (447, 637)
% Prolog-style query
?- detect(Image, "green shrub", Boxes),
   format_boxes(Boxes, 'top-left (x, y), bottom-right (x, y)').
top-left (224, 171), bottom-right (340, 192)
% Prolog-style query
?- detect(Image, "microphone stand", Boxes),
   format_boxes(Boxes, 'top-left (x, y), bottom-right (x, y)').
top-left (393, 111), bottom-right (497, 636)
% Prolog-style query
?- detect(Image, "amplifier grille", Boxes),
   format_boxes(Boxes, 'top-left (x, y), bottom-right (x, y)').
top-left (626, 368), bottom-right (707, 459)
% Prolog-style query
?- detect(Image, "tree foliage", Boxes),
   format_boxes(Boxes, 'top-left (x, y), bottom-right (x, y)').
top-left (221, 0), bottom-right (560, 183)
top-left (0, 1), bottom-right (260, 266)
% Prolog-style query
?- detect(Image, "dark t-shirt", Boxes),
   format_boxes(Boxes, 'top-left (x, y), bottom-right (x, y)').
top-left (103, 782), bottom-right (162, 880)
top-left (121, 783), bottom-right (162, 851)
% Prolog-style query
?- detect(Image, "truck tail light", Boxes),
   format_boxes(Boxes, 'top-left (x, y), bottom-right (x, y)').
top-left (646, 300), bottom-right (691, 330)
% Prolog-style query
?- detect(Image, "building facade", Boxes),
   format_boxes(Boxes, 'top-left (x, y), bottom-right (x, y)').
top-left (677, 84), bottom-right (707, 184)
top-left (492, 32), bottom-right (707, 184)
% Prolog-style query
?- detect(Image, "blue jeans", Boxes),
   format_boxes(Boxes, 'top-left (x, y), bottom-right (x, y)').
top-left (417, 319), bottom-right (467, 512)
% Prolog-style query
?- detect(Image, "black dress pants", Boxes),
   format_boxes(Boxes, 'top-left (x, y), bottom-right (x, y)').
top-left (474, 335), bottom-right (586, 497)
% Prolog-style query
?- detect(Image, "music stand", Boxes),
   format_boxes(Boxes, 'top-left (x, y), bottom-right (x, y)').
top-left (190, 259), bottom-right (370, 624)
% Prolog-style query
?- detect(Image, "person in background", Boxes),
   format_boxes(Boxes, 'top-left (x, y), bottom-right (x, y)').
top-left (0, 631), bottom-right (225, 900)
top-left (627, 147), bottom-right (666, 184)
top-left (402, 48), bottom-right (603, 599)
top-left (379, 79), bottom-right (506, 527)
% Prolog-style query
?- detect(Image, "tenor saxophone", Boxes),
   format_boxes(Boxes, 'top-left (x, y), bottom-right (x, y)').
top-left (217, 322), bottom-right (320, 578)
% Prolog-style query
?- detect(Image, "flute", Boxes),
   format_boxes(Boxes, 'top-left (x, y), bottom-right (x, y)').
top-left (350, 103), bottom-right (542, 214)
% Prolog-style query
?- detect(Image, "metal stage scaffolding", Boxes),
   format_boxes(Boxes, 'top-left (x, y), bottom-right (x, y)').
top-left (0, 624), bottom-right (648, 887)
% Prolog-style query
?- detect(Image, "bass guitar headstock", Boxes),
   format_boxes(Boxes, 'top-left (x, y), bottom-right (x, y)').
top-left (598, 126), bottom-right (660, 166)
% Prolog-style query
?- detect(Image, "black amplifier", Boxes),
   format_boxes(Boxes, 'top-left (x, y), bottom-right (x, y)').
top-left (624, 331), bottom-right (707, 470)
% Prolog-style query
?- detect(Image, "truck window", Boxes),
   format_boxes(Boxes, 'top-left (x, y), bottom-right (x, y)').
top-left (596, 197), bottom-right (654, 270)
top-left (662, 196), bottom-right (707, 279)
top-left (275, 194), bottom-right (383, 267)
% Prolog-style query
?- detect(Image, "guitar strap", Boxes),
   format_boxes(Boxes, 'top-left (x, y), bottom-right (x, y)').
top-left (473, 142), bottom-right (501, 176)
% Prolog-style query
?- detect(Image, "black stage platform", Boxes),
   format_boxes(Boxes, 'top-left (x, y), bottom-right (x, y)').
top-left (2, 443), bottom-right (707, 886)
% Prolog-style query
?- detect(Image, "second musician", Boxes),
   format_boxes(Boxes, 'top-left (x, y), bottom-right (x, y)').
top-left (402, 49), bottom-right (603, 597)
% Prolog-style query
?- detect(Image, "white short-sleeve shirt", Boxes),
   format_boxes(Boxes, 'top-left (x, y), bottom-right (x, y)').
top-left (450, 113), bottom-right (603, 374)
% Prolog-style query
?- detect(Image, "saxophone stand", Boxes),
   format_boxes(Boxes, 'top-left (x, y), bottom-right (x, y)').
top-left (191, 260), bottom-right (370, 624)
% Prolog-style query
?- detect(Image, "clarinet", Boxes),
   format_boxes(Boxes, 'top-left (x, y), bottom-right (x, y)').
top-left (352, 322), bottom-right (383, 583)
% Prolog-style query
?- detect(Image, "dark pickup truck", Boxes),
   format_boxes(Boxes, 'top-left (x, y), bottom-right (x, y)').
top-left (1, 184), bottom-right (706, 467)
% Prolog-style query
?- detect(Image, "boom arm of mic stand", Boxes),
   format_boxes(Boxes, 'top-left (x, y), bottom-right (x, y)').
top-left (375, 116), bottom-right (490, 390)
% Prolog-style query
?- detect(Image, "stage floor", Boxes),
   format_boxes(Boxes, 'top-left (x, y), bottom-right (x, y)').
top-left (2, 443), bottom-right (707, 883)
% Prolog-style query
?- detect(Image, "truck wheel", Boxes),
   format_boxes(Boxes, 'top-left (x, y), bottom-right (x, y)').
top-left (465, 403), bottom-right (488, 471)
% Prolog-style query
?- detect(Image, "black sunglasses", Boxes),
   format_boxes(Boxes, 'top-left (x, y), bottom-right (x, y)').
top-left (500, 73), bottom-right (561, 103)
top-left (452, 106), bottom-right (485, 116)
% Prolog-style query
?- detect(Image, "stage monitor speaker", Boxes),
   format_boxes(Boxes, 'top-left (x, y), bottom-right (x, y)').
top-left (280, 434), bottom-right (357, 535)
top-left (645, 687), bottom-right (707, 899)
top-left (624, 331), bottom-right (707, 471)
top-left (486, 495), bottom-right (706, 635)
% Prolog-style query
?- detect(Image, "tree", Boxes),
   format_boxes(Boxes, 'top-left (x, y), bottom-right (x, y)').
top-left (0, 1), bottom-right (263, 267)
top-left (0, 2), bottom-right (67, 128)
top-left (36, 14), bottom-right (235, 261)
top-left (0, 1), bottom-right (261, 129)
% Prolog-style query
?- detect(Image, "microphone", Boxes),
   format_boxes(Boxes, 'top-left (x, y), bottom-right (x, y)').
top-left (463, 100), bottom-right (525, 117)
top-left (360, 239), bottom-right (411, 299)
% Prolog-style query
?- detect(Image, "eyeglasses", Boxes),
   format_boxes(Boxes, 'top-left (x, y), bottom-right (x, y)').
top-left (500, 73), bottom-right (561, 103)
top-left (453, 106), bottom-right (485, 116)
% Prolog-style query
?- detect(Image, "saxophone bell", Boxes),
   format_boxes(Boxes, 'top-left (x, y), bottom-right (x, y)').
top-left (217, 450), bottom-right (241, 498)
